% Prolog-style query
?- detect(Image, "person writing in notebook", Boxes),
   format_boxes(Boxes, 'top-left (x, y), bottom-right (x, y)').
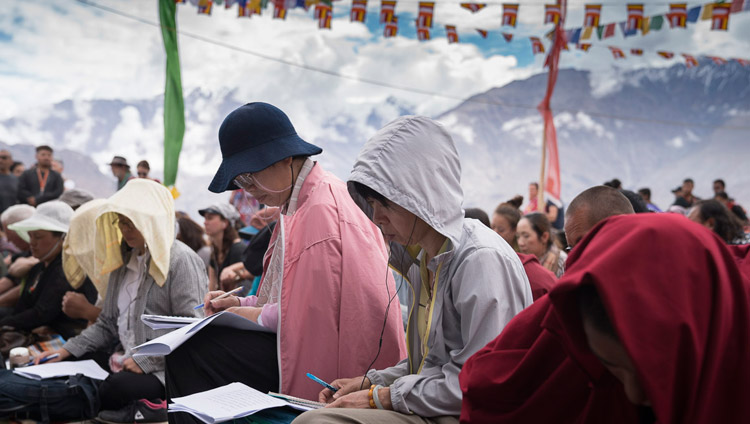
top-left (294, 116), bottom-right (533, 424)
top-left (33, 179), bottom-right (208, 423)
top-left (165, 103), bottom-right (406, 423)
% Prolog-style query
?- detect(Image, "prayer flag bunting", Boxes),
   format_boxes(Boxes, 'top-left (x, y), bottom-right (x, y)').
top-left (502, 4), bottom-right (519, 27)
top-left (667, 3), bottom-right (687, 28)
top-left (569, 28), bottom-right (581, 44)
top-left (417, 23), bottom-right (431, 40)
top-left (380, 0), bottom-right (396, 23)
top-left (460, 2), bottom-right (486, 13)
top-left (350, 0), bottom-right (367, 22)
top-left (384, 16), bottom-right (398, 36)
top-left (735, 58), bottom-right (750, 66)
top-left (273, 0), bottom-right (287, 19)
top-left (650, 14), bottom-right (664, 30)
top-left (315, 3), bottom-right (332, 28)
top-left (630, 48), bottom-right (643, 56)
top-left (446, 25), bottom-right (459, 43)
top-left (545, 4), bottom-right (561, 25)
top-left (686, 5), bottom-right (701, 22)
top-left (530, 36), bottom-right (545, 54)
top-left (476, 29), bottom-right (488, 38)
top-left (197, 0), bottom-right (213, 14)
top-left (583, 4), bottom-right (601, 27)
top-left (580, 26), bottom-right (594, 40)
top-left (711, 3), bottom-right (731, 30)
top-left (708, 56), bottom-right (727, 65)
top-left (657, 51), bottom-right (674, 59)
top-left (608, 46), bottom-right (625, 59)
top-left (619, 21), bottom-right (637, 37)
top-left (626, 4), bottom-right (644, 31)
top-left (577, 43), bottom-right (591, 51)
top-left (682, 53), bottom-right (699, 67)
top-left (417, 2), bottom-right (435, 28)
top-left (502, 32), bottom-right (513, 42)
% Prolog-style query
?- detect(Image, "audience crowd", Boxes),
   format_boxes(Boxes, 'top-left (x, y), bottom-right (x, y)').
top-left (0, 105), bottom-right (748, 424)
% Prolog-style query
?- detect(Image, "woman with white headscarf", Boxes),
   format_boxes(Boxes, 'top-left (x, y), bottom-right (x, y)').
top-left (34, 179), bottom-right (208, 422)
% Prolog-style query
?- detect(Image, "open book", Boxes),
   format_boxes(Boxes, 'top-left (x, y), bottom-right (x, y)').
top-left (141, 314), bottom-right (201, 329)
top-left (133, 311), bottom-right (273, 357)
top-left (168, 382), bottom-right (323, 423)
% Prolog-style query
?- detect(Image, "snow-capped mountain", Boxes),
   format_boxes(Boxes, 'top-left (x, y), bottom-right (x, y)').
top-left (0, 61), bottom-right (747, 218)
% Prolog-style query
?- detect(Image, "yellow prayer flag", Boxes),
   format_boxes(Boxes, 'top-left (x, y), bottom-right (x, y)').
top-left (701, 3), bottom-right (713, 20)
top-left (642, 16), bottom-right (650, 35)
top-left (581, 26), bottom-right (594, 40)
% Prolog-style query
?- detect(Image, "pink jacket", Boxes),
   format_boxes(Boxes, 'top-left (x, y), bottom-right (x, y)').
top-left (255, 164), bottom-right (406, 400)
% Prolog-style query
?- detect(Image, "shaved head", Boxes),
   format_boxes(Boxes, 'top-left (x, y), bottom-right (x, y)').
top-left (564, 186), bottom-right (634, 248)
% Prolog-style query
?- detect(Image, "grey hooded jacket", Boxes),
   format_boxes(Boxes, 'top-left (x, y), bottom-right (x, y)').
top-left (349, 116), bottom-right (533, 417)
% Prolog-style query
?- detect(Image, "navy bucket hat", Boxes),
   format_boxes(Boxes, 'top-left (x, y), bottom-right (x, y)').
top-left (208, 102), bottom-right (322, 193)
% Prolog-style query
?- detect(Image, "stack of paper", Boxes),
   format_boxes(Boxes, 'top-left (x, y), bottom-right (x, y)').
top-left (169, 382), bottom-right (320, 423)
top-left (14, 359), bottom-right (109, 381)
top-left (141, 314), bottom-right (201, 329)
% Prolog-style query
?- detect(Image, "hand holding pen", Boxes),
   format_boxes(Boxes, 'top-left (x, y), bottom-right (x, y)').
top-left (196, 287), bottom-right (244, 315)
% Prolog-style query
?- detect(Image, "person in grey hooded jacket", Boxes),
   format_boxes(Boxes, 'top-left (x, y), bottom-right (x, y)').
top-left (294, 116), bottom-right (533, 424)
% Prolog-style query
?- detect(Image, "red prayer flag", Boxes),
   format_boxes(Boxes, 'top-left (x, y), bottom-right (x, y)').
top-left (711, 3), bottom-right (731, 30)
top-left (658, 51), bottom-right (674, 59)
top-left (530, 36), bottom-right (545, 54)
top-left (682, 54), bottom-right (699, 68)
top-left (667, 3), bottom-right (688, 28)
top-left (417, 2), bottom-right (435, 28)
top-left (380, 0), bottom-right (396, 23)
top-left (502, 4), bottom-right (519, 27)
top-left (460, 2), bottom-right (486, 13)
top-left (603, 22), bottom-right (616, 38)
top-left (350, 0), bottom-right (367, 22)
top-left (502, 32), bottom-right (513, 42)
top-left (609, 46), bottom-right (626, 59)
top-left (417, 22), bottom-right (431, 40)
top-left (583, 4), bottom-right (601, 27)
top-left (545, 4), bottom-right (561, 24)
top-left (626, 4), bottom-right (644, 31)
top-left (577, 43), bottom-right (591, 51)
top-left (734, 58), bottom-right (750, 66)
top-left (476, 29), bottom-right (488, 38)
top-left (630, 48), bottom-right (643, 56)
top-left (446, 25), bottom-right (459, 43)
top-left (384, 16), bottom-right (398, 36)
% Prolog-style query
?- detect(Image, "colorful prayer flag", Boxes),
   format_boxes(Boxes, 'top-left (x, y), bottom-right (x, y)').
top-left (460, 3), bottom-right (486, 13)
top-left (701, 3), bottom-right (713, 20)
top-left (417, 24), bottom-right (431, 40)
top-left (731, 0), bottom-right (750, 13)
top-left (273, 0), bottom-right (287, 19)
top-left (380, 0), bottom-right (396, 23)
top-left (650, 14), bottom-right (664, 30)
top-left (476, 29), bottom-right (488, 38)
top-left (502, 4), bottom-right (519, 27)
top-left (384, 16), bottom-right (398, 36)
top-left (583, 4), bottom-right (601, 27)
top-left (657, 51), bottom-right (674, 59)
top-left (502, 32), bottom-right (513, 42)
top-left (630, 48), bottom-right (643, 56)
top-left (686, 5), bottom-right (701, 22)
top-left (609, 46), bottom-right (625, 59)
top-left (667, 3), bottom-right (687, 27)
top-left (711, 3), bottom-right (731, 30)
top-left (350, 0), bottom-right (367, 22)
top-left (197, 0), bottom-right (213, 14)
top-left (580, 26), bottom-right (594, 40)
top-left (417, 2), bottom-right (434, 28)
top-left (619, 21), bottom-right (637, 37)
top-left (577, 43), bottom-right (591, 51)
top-left (315, 3), bottom-right (332, 28)
top-left (530, 36), bottom-right (545, 54)
top-left (682, 53), bottom-right (699, 67)
top-left (708, 56), bottom-right (727, 65)
top-left (626, 4), bottom-right (644, 31)
top-left (545, 4), bottom-right (561, 25)
top-left (446, 25), bottom-right (459, 43)
top-left (734, 58), bottom-right (750, 66)
top-left (603, 22), bottom-right (616, 38)
top-left (569, 28), bottom-right (581, 44)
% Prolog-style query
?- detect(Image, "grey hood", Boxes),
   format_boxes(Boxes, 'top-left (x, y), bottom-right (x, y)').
top-left (348, 116), bottom-right (464, 247)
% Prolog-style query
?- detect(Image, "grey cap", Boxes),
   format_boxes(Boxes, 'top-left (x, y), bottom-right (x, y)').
top-left (198, 203), bottom-right (241, 225)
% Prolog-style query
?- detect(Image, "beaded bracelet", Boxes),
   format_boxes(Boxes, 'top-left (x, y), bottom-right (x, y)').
top-left (368, 385), bottom-right (376, 409)
top-left (372, 385), bottom-right (385, 410)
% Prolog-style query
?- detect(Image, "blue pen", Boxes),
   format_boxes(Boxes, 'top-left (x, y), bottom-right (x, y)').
top-left (194, 287), bottom-right (244, 310)
top-left (27, 353), bottom-right (59, 366)
top-left (306, 373), bottom-right (338, 393)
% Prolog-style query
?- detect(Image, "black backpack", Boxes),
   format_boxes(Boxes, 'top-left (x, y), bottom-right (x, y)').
top-left (0, 370), bottom-right (100, 423)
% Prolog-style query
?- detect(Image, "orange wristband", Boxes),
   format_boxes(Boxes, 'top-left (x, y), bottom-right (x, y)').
top-left (368, 385), bottom-right (376, 409)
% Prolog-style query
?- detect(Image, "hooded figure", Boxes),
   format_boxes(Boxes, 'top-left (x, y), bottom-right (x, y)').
top-left (295, 116), bottom-right (532, 423)
top-left (461, 213), bottom-right (750, 424)
top-left (34, 179), bottom-right (208, 418)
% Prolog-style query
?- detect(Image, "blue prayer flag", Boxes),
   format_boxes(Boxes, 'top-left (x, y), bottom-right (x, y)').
top-left (686, 6), bottom-right (700, 23)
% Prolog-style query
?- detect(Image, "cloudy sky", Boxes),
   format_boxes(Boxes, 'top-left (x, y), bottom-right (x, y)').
top-left (0, 0), bottom-right (748, 197)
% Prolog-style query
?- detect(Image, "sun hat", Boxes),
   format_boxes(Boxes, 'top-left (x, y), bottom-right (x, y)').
top-left (108, 156), bottom-right (130, 168)
top-left (198, 203), bottom-right (241, 226)
top-left (208, 102), bottom-right (322, 193)
top-left (8, 201), bottom-right (74, 242)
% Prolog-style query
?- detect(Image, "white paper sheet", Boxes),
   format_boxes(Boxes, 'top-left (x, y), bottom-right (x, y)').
top-left (13, 359), bottom-right (109, 381)
top-left (169, 382), bottom-right (288, 423)
top-left (141, 314), bottom-right (201, 329)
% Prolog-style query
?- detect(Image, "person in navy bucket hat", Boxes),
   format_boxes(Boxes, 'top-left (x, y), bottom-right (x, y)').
top-left (164, 103), bottom-right (406, 421)
top-left (208, 102), bottom-right (322, 193)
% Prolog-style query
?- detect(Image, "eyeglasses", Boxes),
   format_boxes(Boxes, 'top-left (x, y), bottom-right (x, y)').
top-left (233, 173), bottom-right (257, 190)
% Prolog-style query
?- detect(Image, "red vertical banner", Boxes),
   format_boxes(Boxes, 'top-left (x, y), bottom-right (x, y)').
top-left (537, 0), bottom-right (566, 206)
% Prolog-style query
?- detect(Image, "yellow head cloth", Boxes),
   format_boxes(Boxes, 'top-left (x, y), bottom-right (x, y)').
top-left (63, 199), bottom-right (108, 295)
top-left (95, 179), bottom-right (175, 287)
